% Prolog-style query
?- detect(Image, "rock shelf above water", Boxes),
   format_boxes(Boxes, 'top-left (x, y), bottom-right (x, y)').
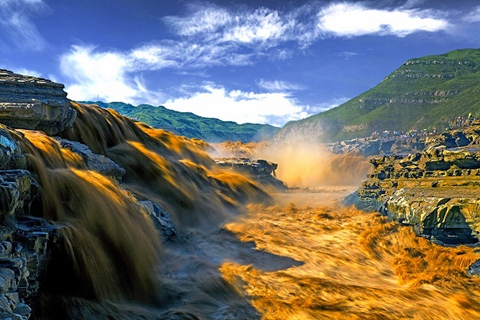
top-left (0, 69), bottom-right (76, 135)
top-left (345, 124), bottom-right (480, 245)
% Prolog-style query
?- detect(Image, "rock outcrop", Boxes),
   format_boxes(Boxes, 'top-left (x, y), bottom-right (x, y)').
top-left (327, 123), bottom-right (480, 157)
top-left (345, 126), bottom-right (480, 245)
top-left (55, 138), bottom-right (126, 181)
top-left (327, 136), bottom-right (426, 156)
top-left (138, 201), bottom-right (176, 240)
top-left (0, 70), bottom-right (76, 135)
top-left (215, 158), bottom-right (286, 189)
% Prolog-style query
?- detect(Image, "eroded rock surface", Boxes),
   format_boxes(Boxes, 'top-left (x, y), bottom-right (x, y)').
top-left (345, 131), bottom-right (480, 245)
top-left (138, 201), bottom-right (176, 240)
top-left (55, 138), bottom-right (126, 181)
top-left (215, 158), bottom-right (286, 189)
top-left (0, 70), bottom-right (76, 135)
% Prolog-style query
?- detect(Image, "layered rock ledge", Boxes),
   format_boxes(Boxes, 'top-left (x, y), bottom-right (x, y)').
top-left (0, 70), bottom-right (76, 135)
top-left (345, 125), bottom-right (480, 245)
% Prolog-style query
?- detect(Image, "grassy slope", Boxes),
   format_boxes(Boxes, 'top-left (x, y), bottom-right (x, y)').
top-left (82, 101), bottom-right (279, 143)
top-left (281, 48), bottom-right (480, 141)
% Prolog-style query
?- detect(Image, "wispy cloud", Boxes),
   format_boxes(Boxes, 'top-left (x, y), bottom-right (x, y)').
top-left (163, 84), bottom-right (311, 127)
top-left (463, 6), bottom-right (480, 23)
top-left (337, 51), bottom-right (360, 60)
top-left (257, 79), bottom-right (306, 92)
top-left (12, 67), bottom-right (41, 77)
top-left (0, 0), bottom-right (47, 51)
top-left (317, 3), bottom-right (449, 37)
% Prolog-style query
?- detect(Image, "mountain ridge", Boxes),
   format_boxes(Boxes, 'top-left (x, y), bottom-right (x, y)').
top-left (276, 48), bottom-right (480, 142)
top-left (82, 101), bottom-right (280, 143)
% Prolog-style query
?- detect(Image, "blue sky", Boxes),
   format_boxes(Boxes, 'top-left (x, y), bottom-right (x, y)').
top-left (1, 0), bottom-right (480, 127)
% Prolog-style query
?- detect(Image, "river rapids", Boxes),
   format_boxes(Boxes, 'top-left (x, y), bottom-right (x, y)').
top-left (10, 102), bottom-right (480, 319)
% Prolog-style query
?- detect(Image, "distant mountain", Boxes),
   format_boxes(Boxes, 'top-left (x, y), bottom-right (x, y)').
top-left (276, 48), bottom-right (480, 142)
top-left (83, 101), bottom-right (279, 142)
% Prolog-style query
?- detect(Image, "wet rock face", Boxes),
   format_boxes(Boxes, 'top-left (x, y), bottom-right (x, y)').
top-left (55, 138), bottom-right (126, 181)
top-left (0, 70), bottom-right (76, 135)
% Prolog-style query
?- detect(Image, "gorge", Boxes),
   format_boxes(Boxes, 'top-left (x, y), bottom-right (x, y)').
top-left (1, 69), bottom-right (480, 319)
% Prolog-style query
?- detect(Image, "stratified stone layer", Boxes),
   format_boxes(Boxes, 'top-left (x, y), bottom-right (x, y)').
top-left (0, 70), bottom-right (76, 135)
top-left (345, 125), bottom-right (480, 245)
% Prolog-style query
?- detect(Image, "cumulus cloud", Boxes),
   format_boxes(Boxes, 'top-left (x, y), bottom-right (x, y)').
top-left (163, 85), bottom-right (310, 127)
top-left (317, 3), bottom-right (449, 37)
top-left (0, 0), bottom-right (47, 51)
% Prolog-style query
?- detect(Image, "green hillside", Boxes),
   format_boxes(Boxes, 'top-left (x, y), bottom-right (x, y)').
top-left (83, 101), bottom-right (279, 142)
top-left (276, 48), bottom-right (480, 142)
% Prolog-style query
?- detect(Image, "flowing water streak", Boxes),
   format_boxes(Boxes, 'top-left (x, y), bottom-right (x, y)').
top-left (222, 202), bottom-right (480, 319)
top-left (15, 129), bottom-right (161, 302)
top-left (61, 102), bottom-right (273, 230)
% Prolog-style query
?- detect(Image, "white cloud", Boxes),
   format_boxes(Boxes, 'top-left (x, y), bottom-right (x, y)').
top-left (222, 8), bottom-right (288, 44)
top-left (257, 79), bottom-right (305, 92)
top-left (57, 2), bottom-right (452, 126)
top-left (163, 85), bottom-right (310, 127)
top-left (317, 3), bottom-right (449, 37)
top-left (0, 0), bottom-right (47, 51)
top-left (464, 6), bottom-right (480, 23)
top-left (60, 45), bottom-right (164, 104)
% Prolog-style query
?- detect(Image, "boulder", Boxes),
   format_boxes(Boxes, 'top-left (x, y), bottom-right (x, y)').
top-left (214, 158), bottom-right (286, 189)
top-left (0, 70), bottom-right (76, 135)
top-left (138, 201), bottom-right (176, 240)
top-left (55, 138), bottom-right (126, 181)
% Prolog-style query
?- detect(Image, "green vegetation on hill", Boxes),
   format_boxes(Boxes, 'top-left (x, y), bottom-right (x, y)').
top-left (82, 101), bottom-right (279, 142)
top-left (277, 48), bottom-right (480, 142)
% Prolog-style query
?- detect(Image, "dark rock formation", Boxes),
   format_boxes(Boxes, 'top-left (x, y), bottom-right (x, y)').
top-left (0, 167), bottom-right (58, 319)
top-left (0, 70), bottom-right (76, 135)
top-left (138, 201), bottom-right (176, 240)
top-left (55, 138), bottom-right (126, 181)
top-left (215, 158), bottom-right (286, 189)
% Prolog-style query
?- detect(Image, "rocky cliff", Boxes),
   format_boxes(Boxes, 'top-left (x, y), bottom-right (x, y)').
top-left (276, 48), bottom-right (480, 142)
top-left (345, 124), bottom-right (480, 245)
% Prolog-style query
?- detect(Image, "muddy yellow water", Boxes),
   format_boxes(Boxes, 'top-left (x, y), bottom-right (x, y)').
top-left (221, 192), bottom-right (480, 320)
top-left (12, 102), bottom-right (480, 319)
